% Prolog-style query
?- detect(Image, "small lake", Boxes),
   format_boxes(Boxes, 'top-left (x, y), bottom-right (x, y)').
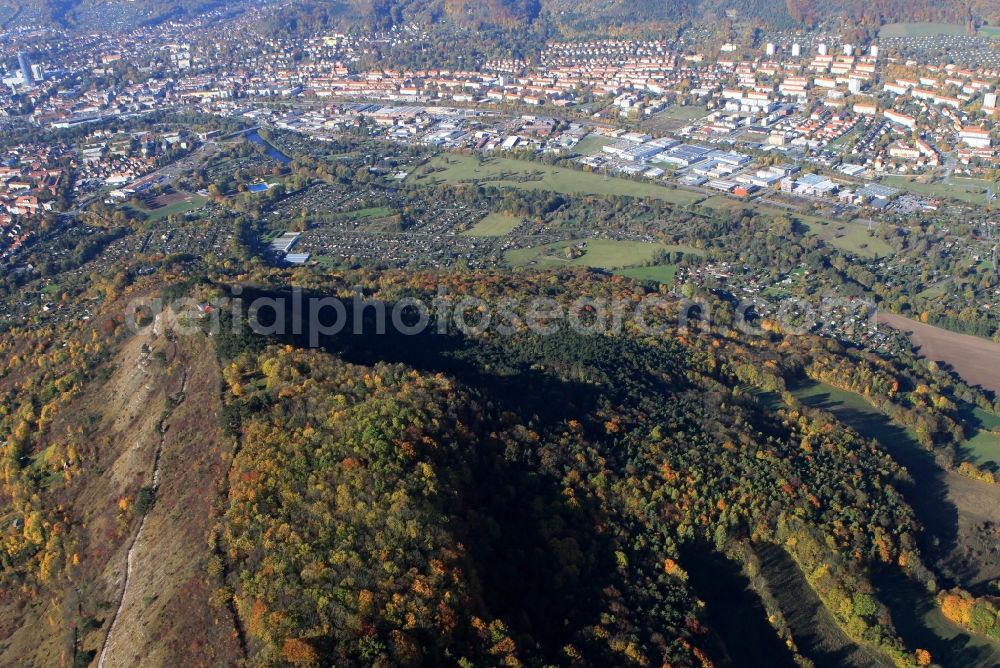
top-left (245, 129), bottom-right (291, 165)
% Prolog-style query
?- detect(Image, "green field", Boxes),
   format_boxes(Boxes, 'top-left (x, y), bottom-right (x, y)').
top-left (980, 26), bottom-right (1000, 39)
top-left (414, 153), bottom-right (893, 258)
top-left (412, 154), bottom-right (704, 204)
top-left (343, 206), bottom-right (393, 219)
top-left (959, 407), bottom-right (1000, 470)
top-left (880, 175), bottom-right (994, 206)
top-left (798, 214), bottom-right (893, 258)
top-left (700, 195), bottom-right (750, 210)
top-left (952, 177), bottom-right (997, 196)
top-left (793, 380), bottom-right (1000, 493)
top-left (791, 380), bottom-right (900, 439)
top-left (708, 196), bottom-right (891, 258)
top-left (701, 194), bottom-right (891, 258)
top-left (505, 239), bottom-right (699, 270)
top-left (127, 193), bottom-right (207, 222)
top-left (880, 22), bottom-right (968, 37)
top-left (463, 212), bottom-right (522, 237)
top-left (875, 569), bottom-right (1000, 668)
top-left (572, 134), bottom-right (614, 155)
top-left (917, 282), bottom-right (951, 300)
top-left (615, 264), bottom-right (678, 284)
top-left (659, 105), bottom-right (710, 121)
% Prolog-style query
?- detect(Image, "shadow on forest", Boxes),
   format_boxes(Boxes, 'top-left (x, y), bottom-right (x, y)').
top-left (873, 569), bottom-right (1000, 668)
top-left (754, 543), bottom-right (890, 668)
top-left (792, 383), bottom-right (960, 563)
top-left (224, 286), bottom-right (614, 422)
top-left (789, 383), bottom-right (1000, 666)
top-left (683, 545), bottom-right (798, 668)
top-left (221, 285), bottom-right (673, 661)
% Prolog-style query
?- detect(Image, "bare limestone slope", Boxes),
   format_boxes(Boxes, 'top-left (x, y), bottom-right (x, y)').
top-left (0, 323), bottom-right (242, 668)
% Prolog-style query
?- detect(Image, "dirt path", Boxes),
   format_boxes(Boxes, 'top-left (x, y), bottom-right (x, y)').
top-left (97, 368), bottom-right (188, 668)
top-left (878, 313), bottom-right (1000, 395)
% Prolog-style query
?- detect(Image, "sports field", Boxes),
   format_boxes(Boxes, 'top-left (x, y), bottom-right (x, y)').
top-left (127, 191), bottom-right (207, 222)
top-left (572, 134), bottom-right (613, 155)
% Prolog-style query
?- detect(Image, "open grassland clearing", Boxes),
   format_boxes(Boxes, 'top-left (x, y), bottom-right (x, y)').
top-left (463, 212), bottom-right (522, 237)
top-left (958, 406), bottom-right (1000, 471)
top-left (745, 200), bottom-right (891, 257)
top-left (796, 214), bottom-right (892, 258)
top-left (411, 154), bottom-right (704, 204)
top-left (875, 570), bottom-right (1000, 668)
top-left (706, 196), bottom-right (892, 258)
top-left (880, 23), bottom-right (969, 37)
top-left (615, 264), bottom-right (678, 284)
top-left (880, 175), bottom-right (993, 206)
top-left (505, 239), bottom-right (700, 270)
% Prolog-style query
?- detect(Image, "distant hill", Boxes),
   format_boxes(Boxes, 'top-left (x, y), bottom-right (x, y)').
top-left (0, 0), bottom-right (242, 30)
top-left (271, 0), bottom-right (998, 34)
top-left (0, 0), bottom-right (995, 33)
top-left (784, 0), bottom-right (980, 28)
top-left (303, 0), bottom-right (995, 32)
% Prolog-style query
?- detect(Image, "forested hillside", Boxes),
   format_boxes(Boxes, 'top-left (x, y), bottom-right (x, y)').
top-left (0, 264), bottom-right (997, 665)
top-left (216, 281), bottom-right (921, 665)
top-left (3, 0), bottom-right (996, 32)
top-left (0, 0), bottom-right (245, 29)
top-left (282, 0), bottom-right (995, 32)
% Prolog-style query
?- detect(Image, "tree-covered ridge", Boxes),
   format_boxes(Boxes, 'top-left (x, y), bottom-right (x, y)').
top-left (212, 267), bottom-right (964, 666)
top-left (0, 266), bottom-right (995, 665)
top-left (221, 347), bottom-right (705, 665)
top-left (11, 0), bottom-right (994, 35)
